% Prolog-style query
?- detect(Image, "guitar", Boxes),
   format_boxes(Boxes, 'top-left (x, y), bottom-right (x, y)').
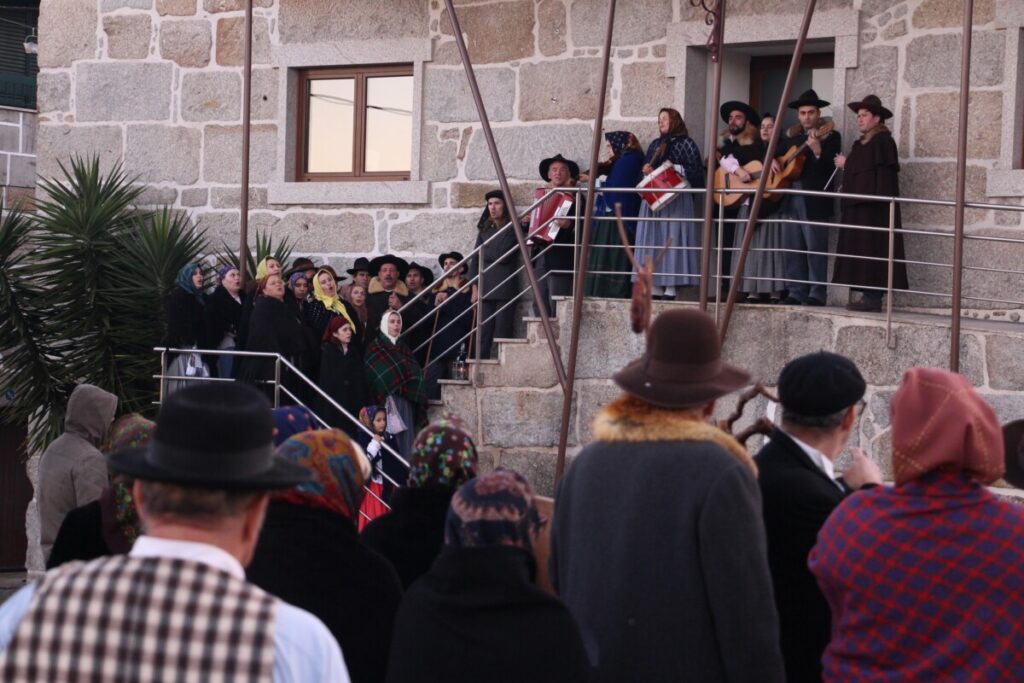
top-left (712, 160), bottom-right (769, 207)
top-left (769, 120), bottom-right (835, 193)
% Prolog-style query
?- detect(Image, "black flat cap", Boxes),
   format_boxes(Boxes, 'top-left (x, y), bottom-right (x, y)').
top-left (777, 351), bottom-right (866, 417)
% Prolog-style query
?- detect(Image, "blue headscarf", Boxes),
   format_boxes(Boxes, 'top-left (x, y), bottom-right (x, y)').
top-left (176, 263), bottom-right (204, 302)
top-left (271, 406), bottom-right (317, 447)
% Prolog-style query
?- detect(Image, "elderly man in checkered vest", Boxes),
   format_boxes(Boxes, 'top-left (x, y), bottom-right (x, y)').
top-left (0, 382), bottom-right (350, 682)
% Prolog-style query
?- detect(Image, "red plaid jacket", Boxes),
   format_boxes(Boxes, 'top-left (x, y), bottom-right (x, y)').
top-left (809, 471), bottom-right (1024, 682)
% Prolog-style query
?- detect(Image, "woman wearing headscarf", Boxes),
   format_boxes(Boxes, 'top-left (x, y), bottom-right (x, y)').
top-left (238, 256), bottom-right (282, 351)
top-left (286, 271), bottom-right (312, 318)
top-left (361, 415), bottom-right (479, 588)
top-left (319, 316), bottom-right (369, 438)
top-left (271, 405), bottom-right (318, 447)
top-left (204, 264), bottom-right (244, 378)
top-left (386, 469), bottom-right (591, 683)
top-left (285, 270), bottom-right (321, 386)
top-left (247, 429), bottom-right (403, 683)
top-left (364, 310), bottom-right (425, 463)
top-left (356, 404), bottom-right (400, 528)
top-left (809, 368), bottom-right (1024, 682)
top-left (235, 273), bottom-right (313, 402)
top-left (468, 190), bottom-right (521, 359)
top-left (165, 262), bottom-right (210, 391)
top-left (307, 267), bottom-right (363, 352)
top-left (633, 107), bottom-right (705, 300)
top-left (47, 415), bottom-right (154, 568)
top-left (585, 131), bottom-right (646, 298)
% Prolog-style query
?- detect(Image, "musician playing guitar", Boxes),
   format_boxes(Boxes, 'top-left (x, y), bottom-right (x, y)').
top-left (775, 89), bottom-right (842, 307)
top-left (715, 101), bottom-right (764, 293)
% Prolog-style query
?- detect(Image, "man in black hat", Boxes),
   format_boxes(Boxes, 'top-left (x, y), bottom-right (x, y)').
top-left (754, 351), bottom-right (881, 683)
top-left (777, 89), bottom-right (843, 307)
top-left (402, 261), bottom-right (436, 365)
top-left (831, 94), bottom-right (908, 312)
top-left (529, 153), bottom-right (580, 317)
top-left (552, 308), bottom-right (785, 683)
top-left (284, 256), bottom-right (317, 281)
top-left (341, 256), bottom-right (371, 302)
top-left (366, 254), bottom-right (411, 337)
top-left (0, 383), bottom-right (349, 681)
top-left (716, 101), bottom-right (765, 294)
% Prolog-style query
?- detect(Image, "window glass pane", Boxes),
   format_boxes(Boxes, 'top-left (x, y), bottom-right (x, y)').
top-left (364, 75), bottom-right (413, 173)
top-left (306, 78), bottom-right (354, 174)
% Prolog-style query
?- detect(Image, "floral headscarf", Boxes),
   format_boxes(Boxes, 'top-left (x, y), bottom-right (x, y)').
top-left (176, 262), bottom-right (203, 302)
top-left (444, 469), bottom-right (543, 554)
top-left (271, 406), bottom-right (317, 447)
top-left (407, 414), bottom-right (478, 489)
top-left (605, 130), bottom-right (634, 158)
top-left (273, 429), bottom-right (371, 521)
top-left (101, 414), bottom-right (154, 552)
top-left (102, 414), bottom-right (156, 455)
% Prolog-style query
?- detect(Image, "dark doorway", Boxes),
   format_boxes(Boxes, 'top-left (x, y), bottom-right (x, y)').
top-left (0, 411), bottom-right (31, 571)
top-left (749, 53), bottom-right (835, 132)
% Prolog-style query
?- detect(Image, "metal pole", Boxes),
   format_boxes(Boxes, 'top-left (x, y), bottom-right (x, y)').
top-left (443, 0), bottom-right (568, 390)
top-left (714, 204), bottom-right (724, 322)
top-left (886, 199), bottom-right (895, 347)
top-left (474, 247), bottom-right (485, 385)
top-left (697, 0), bottom-right (727, 311)
top-left (237, 0), bottom-right (253, 283)
top-left (719, 0), bottom-right (818, 342)
top-left (158, 349), bottom-right (167, 402)
top-left (950, 0), bottom-right (974, 372)
top-left (555, 0), bottom-right (617, 485)
top-left (273, 357), bottom-right (281, 408)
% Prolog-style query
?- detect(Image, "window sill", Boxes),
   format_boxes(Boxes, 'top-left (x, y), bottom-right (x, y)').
top-left (986, 169), bottom-right (1024, 199)
top-left (267, 180), bottom-right (430, 206)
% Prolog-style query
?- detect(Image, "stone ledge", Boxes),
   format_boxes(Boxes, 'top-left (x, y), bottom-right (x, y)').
top-left (986, 168), bottom-right (1024, 199)
top-left (267, 181), bottom-right (430, 205)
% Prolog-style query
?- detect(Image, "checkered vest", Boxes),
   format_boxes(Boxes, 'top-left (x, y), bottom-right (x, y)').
top-left (0, 554), bottom-right (277, 682)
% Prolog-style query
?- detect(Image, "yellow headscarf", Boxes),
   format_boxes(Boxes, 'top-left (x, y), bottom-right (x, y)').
top-left (313, 268), bottom-right (356, 330)
top-left (255, 257), bottom-right (270, 281)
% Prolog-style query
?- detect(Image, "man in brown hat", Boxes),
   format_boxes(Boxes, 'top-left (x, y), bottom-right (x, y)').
top-left (0, 383), bottom-right (349, 681)
top-left (551, 308), bottom-right (785, 683)
top-left (832, 94), bottom-right (909, 312)
top-left (777, 89), bottom-right (842, 307)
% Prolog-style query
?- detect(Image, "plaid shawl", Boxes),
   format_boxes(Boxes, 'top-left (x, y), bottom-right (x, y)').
top-left (809, 471), bottom-right (1024, 682)
top-left (365, 333), bottom-right (425, 407)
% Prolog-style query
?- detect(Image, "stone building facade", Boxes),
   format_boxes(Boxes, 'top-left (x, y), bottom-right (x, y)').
top-left (34, 0), bottom-right (1024, 306)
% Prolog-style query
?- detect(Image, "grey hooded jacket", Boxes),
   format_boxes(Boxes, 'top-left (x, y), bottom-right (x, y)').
top-left (37, 384), bottom-right (118, 561)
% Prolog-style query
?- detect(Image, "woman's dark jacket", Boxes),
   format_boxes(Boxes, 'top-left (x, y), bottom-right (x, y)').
top-left (236, 296), bottom-right (312, 387)
top-left (318, 342), bottom-right (368, 438)
top-left (360, 486), bottom-right (455, 589)
top-left (306, 299), bottom-right (365, 357)
top-left (427, 283), bottom-right (473, 363)
top-left (166, 287), bottom-right (207, 349)
top-left (385, 545), bottom-right (591, 683)
top-left (46, 501), bottom-right (108, 569)
top-left (248, 501), bottom-right (403, 683)
top-left (204, 286), bottom-right (243, 351)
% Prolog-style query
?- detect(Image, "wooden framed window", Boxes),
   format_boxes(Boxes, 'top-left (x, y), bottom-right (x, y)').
top-left (296, 64), bottom-right (414, 182)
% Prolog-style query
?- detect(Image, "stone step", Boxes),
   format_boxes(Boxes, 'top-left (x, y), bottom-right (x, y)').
top-left (437, 378), bottom-right (473, 385)
top-left (466, 358), bottom-right (499, 365)
top-left (494, 337), bottom-right (529, 344)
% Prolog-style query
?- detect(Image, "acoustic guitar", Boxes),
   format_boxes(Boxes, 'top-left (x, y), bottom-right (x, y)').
top-left (712, 160), bottom-right (768, 207)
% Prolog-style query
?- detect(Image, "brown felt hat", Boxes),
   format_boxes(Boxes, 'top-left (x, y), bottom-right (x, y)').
top-left (613, 308), bottom-right (750, 409)
top-left (847, 94), bottom-right (893, 120)
top-left (1002, 420), bottom-right (1024, 489)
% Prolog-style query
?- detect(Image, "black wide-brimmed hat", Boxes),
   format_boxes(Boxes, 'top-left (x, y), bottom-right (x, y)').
top-left (346, 257), bottom-right (372, 275)
top-left (369, 254), bottom-right (410, 278)
top-left (438, 251), bottom-right (466, 267)
top-left (108, 383), bottom-right (312, 490)
top-left (614, 308), bottom-right (750, 408)
top-left (284, 257), bottom-right (317, 278)
top-left (1002, 420), bottom-right (1024, 489)
top-left (788, 88), bottom-right (830, 110)
top-left (539, 154), bottom-right (580, 182)
top-left (405, 261), bottom-right (435, 287)
top-left (778, 351), bottom-right (865, 417)
top-left (847, 94), bottom-right (893, 120)
top-left (720, 101), bottom-right (761, 126)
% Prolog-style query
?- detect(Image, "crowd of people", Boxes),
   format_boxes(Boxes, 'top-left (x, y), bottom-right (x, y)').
top-left (6, 302), bottom-right (1024, 682)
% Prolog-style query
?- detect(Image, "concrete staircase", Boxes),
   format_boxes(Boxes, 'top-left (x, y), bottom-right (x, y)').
top-left (430, 296), bottom-right (1024, 497)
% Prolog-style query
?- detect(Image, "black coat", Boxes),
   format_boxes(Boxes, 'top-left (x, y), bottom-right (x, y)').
top-left (318, 343), bottom-right (368, 437)
top-left (779, 125), bottom-right (843, 220)
top-left (247, 501), bottom-right (403, 683)
top-left (360, 486), bottom-right (455, 589)
top-left (166, 287), bottom-right (207, 349)
top-left (46, 501), bottom-right (108, 569)
top-left (426, 282), bottom-right (473, 363)
top-left (306, 299), bottom-right (365, 358)
top-left (204, 286), bottom-right (242, 345)
top-left (754, 428), bottom-right (850, 683)
top-left (469, 219), bottom-right (520, 302)
top-left (386, 546), bottom-right (591, 683)
top-left (236, 296), bottom-right (312, 388)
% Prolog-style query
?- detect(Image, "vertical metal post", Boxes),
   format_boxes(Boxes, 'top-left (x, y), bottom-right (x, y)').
top-left (237, 0), bottom-right (253, 283)
top-left (697, 0), bottom-right (727, 311)
top-left (474, 247), bottom-right (485, 385)
top-left (719, 0), bottom-right (818, 342)
top-left (273, 356), bottom-right (281, 408)
top-left (443, 0), bottom-right (567, 390)
top-left (158, 349), bottom-right (167, 402)
top-left (555, 0), bottom-right (617, 485)
top-left (949, 0), bottom-right (974, 373)
top-left (886, 199), bottom-right (895, 347)
top-left (714, 199), bottom-right (725, 323)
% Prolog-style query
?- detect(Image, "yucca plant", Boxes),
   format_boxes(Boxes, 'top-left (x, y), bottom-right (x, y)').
top-left (216, 228), bottom-right (295, 280)
top-left (0, 156), bottom-right (210, 452)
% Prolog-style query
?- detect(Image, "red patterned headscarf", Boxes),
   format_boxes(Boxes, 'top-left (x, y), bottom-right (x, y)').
top-left (273, 429), bottom-right (372, 521)
top-left (891, 367), bottom-right (1004, 486)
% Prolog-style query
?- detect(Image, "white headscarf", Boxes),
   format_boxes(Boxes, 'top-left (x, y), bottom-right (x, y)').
top-left (380, 309), bottom-right (402, 345)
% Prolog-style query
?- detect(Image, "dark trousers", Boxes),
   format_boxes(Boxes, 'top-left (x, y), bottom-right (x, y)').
top-left (480, 299), bottom-right (516, 359)
top-left (782, 191), bottom-right (829, 302)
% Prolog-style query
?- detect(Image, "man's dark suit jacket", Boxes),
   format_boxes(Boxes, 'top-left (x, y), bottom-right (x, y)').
top-left (755, 428), bottom-right (849, 683)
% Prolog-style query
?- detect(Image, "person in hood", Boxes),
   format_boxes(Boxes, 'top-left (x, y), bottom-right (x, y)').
top-left (37, 383), bottom-right (118, 562)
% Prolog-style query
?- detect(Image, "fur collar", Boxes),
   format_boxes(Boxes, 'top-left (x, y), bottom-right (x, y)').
top-left (592, 395), bottom-right (757, 475)
top-left (368, 277), bottom-right (409, 296)
top-left (786, 118), bottom-right (834, 140)
top-left (860, 123), bottom-right (890, 145)
top-left (718, 122), bottom-right (759, 149)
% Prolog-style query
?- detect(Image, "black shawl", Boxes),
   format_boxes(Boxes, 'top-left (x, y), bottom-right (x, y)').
top-left (318, 342), bottom-right (369, 438)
